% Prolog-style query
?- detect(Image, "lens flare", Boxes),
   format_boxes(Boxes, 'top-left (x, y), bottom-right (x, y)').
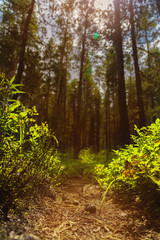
top-left (94, 32), bottom-right (98, 40)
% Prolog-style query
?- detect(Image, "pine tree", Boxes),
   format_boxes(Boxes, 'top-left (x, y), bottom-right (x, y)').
top-left (113, 0), bottom-right (130, 145)
top-left (129, 0), bottom-right (146, 127)
top-left (15, 0), bottom-right (36, 85)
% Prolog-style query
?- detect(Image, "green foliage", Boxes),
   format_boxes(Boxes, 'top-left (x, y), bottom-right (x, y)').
top-left (79, 149), bottom-right (96, 176)
top-left (79, 149), bottom-right (115, 177)
top-left (0, 74), bottom-right (62, 215)
top-left (60, 153), bottom-right (83, 177)
top-left (60, 150), bottom-right (112, 179)
top-left (94, 120), bottom-right (160, 193)
top-left (79, 148), bottom-right (95, 164)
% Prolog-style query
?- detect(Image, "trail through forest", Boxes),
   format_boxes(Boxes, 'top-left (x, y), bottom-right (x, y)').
top-left (8, 177), bottom-right (159, 240)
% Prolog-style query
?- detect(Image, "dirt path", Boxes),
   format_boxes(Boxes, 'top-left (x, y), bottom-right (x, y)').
top-left (22, 177), bottom-right (160, 240)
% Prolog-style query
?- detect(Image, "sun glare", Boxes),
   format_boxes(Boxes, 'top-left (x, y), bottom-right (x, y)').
top-left (95, 0), bottom-right (111, 10)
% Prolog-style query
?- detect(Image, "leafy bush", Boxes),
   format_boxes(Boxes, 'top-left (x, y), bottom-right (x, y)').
top-left (60, 153), bottom-right (83, 177)
top-left (60, 149), bottom-right (111, 179)
top-left (57, 149), bottom-right (113, 179)
top-left (94, 121), bottom-right (160, 193)
top-left (0, 74), bottom-right (62, 216)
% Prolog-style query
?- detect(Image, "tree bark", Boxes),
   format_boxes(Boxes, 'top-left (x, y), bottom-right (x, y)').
top-left (144, 29), bottom-right (156, 122)
top-left (45, 76), bottom-right (50, 123)
top-left (15, 0), bottom-right (35, 85)
top-left (156, 0), bottom-right (160, 15)
top-left (74, 18), bottom-right (87, 158)
top-left (96, 91), bottom-right (100, 153)
top-left (129, 0), bottom-right (146, 127)
top-left (113, 0), bottom-right (130, 145)
top-left (105, 81), bottom-right (111, 150)
top-left (55, 26), bottom-right (67, 112)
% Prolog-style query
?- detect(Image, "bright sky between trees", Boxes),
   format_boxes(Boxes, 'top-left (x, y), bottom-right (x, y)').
top-left (95, 0), bottom-right (111, 10)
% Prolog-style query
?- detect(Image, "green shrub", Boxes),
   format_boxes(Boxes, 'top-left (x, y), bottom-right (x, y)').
top-left (60, 149), bottom-right (111, 178)
top-left (0, 74), bottom-right (62, 215)
top-left (60, 149), bottom-right (110, 179)
top-left (94, 120), bottom-right (160, 192)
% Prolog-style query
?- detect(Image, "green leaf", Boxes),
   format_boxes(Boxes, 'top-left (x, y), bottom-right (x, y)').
top-left (8, 99), bottom-right (16, 102)
top-left (12, 91), bottom-right (25, 94)
top-left (10, 76), bottom-right (15, 84)
top-left (155, 118), bottom-right (160, 125)
top-left (19, 112), bottom-right (28, 117)
top-left (12, 83), bottom-right (24, 88)
top-left (149, 176), bottom-right (160, 188)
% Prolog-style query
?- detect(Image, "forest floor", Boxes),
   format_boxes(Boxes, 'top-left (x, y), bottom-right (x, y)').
top-left (1, 177), bottom-right (160, 240)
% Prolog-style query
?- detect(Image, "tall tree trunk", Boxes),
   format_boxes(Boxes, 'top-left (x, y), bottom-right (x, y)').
top-left (89, 114), bottom-right (95, 149)
top-left (62, 59), bottom-right (69, 151)
top-left (144, 30), bottom-right (156, 122)
top-left (55, 26), bottom-right (67, 112)
top-left (73, 91), bottom-right (77, 154)
top-left (63, 74), bottom-right (67, 150)
top-left (53, 28), bottom-right (67, 145)
top-left (96, 91), bottom-right (100, 153)
top-left (74, 19), bottom-right (87, 158)
top-left (156, 0), bottom-right (160, 15)
top-left (129, 0), bottom-right (146, 127)
top-left (113, 0), bottom-right (130, 145)
top-left (15, 0), bottom-right (35, 85)
top-left (105, 81), bottom-right (111, 150)
top-left (45, 76), bottom-right (50, 123)
top-left (83, 79), bottom-right (88, 149)
top-left (113, 80), bottom-right (117, 148)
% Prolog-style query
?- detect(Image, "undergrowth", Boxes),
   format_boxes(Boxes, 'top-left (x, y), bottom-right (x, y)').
top-left (94, 121), bottom-right (160, 202)
top-left (0, 74), bottom-right (62, 217)
top-left (1, 73), bottom-right (160, 220)
top-left (60, 149), bottom-right (113, 180)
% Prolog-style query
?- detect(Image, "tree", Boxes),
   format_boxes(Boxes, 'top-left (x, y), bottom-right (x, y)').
top-left (129, 0), bottom-right (146, 127)
top-left (41, 38), bottom-right (57, 123)
top-left (80, 54), bottom-right (101, 152)
top-left (104, 47), bottom-right (119, 149)
top-left (137, 2), bottom-right (159, 123)
top-left (54, 0), bottom-right (75, 113)
top-left (113, 0), bottom-right (130, 145)
top-left (156, 0), bottom-right (160, 15)
top-left (15, 0), bottom-right (35, 85)
top-left (74, 0), bottom-right (97, 157)
top-left (49, 0), bottom-right (75, 150)
top-left (0, 0), bottom-right (41, 105)
top-left (74, 16), bottom-right (87, 157)
top-left (1, 0), bottom-right (160, 155)
top-left (0, 0), bottom-right (28, 78)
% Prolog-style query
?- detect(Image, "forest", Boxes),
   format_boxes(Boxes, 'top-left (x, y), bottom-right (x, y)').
top-left (0, 0), bottom-right (160, 153)
top-left (0, 0), bottom-right (160, 239)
